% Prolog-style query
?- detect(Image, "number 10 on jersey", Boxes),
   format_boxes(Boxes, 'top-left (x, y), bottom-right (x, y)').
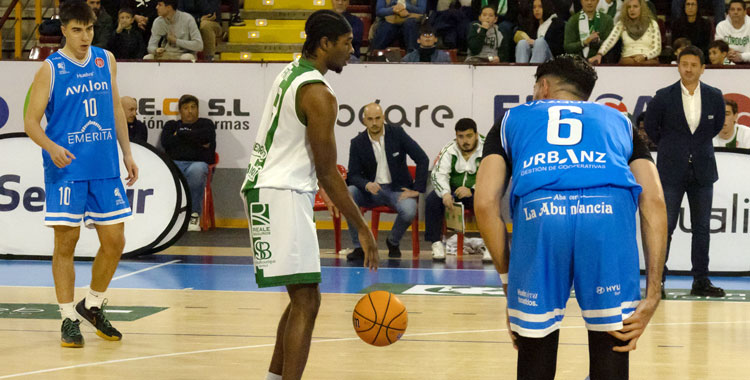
top-left (82, 98), bottom-right (97, 117)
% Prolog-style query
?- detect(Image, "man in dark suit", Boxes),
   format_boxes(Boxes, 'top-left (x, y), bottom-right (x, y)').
top-left (346, 102), bottom-right (429, 259)
top-left (645, 45), bottom-right (726, 298)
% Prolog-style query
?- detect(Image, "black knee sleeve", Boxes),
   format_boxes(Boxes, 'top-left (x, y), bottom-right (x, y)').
top-left (588, 331), bottom-right (629, 380)
top-left (516, 330), bottom-right (560, 380)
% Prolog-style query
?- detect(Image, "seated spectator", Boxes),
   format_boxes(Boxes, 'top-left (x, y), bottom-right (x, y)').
top-left (333, 0), bottom-right (364, 60)
top-left (471, 0), bottom-right (520, 38)
top-left (121, 96), bottom-right (148, 145)
top-left (465, 5), bottom-right (510, 63)
top-left (427, 118), bottom-right (488, 261)
top-left (432, 0), bottom-right (473, 51)
top-left (122, 0), bottom-right (158, 42)
top-left (109, 8), bottom-right (147, 59)
top-left (671, 0), bottom-right (724, 26)
top-left (670, 37), bottom-right (690, 63)
top-left (227, 0), bottom-right (245, 26)
top-left (715, 0), bottom-right (750, 64)
top-left (671, 0), bottom-right (711, 57)
top-left (372, 0), bottom-right (427, 52)
top-left (88, 0), bottom-right (113, 48)
top-left (714, 98), bottom-right (750, 148)
top-left (160, 95), bottom-right (216, 231)
top-left (564, 0), bottom-right (614, 60)
top-left (708, 39), bottom-right (734, 65)
top-left (144, 0), bottom-right (203, 61)
top-left (597, 0), bottom-right (622, 21)
top-left (589, 0), bottom-right (661, 65)
top-left (180, 0), bottom-right (222, 61)
top-left (345, 102), bottom-right (429, 260)
top-left (515, 0), bottom-right (566, 63)
top-left (402, 22), bottom-right (452, 62)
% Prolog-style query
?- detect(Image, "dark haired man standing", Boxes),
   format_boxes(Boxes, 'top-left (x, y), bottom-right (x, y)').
top-left (476, 55), bottom-right (667, 379)
top-left (24, 0), bottom-right (138, 348)
top-left (161, 95), bottom-right (216, 232)
top-left (645, 46), bottom-right (726, 298)
top-left (240, 10), bottom-right (378, 380)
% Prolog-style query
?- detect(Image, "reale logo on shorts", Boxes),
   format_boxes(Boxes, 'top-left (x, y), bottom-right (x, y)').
top-left (250, 203), bottom-right (272, 260)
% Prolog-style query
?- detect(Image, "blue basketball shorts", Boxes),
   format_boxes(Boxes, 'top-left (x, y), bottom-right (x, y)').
top-left (44, 177), bottom-right (133, 227)
top-left (508, 186), bottom-right (641, 338)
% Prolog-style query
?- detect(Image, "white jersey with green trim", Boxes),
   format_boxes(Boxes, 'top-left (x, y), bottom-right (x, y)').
top-left (241, 59), bottom-right (335, 193)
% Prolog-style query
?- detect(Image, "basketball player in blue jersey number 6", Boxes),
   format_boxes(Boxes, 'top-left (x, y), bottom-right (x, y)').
top-left (476, 55), bottom-right (667, 380)
top-left (240, 10), bottom-right (378, 380)
top-left (24, 1), bottom-right (139, 349)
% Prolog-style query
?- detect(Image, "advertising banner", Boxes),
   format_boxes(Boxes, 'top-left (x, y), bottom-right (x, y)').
top-left (649, 150), bottom-right (750, 273)
top-left (4, 62), bottom-right (750, 168)
top-left (1, 62), bottom-right (749, 270)
top-left (0, 134), bottom-right (189, 257)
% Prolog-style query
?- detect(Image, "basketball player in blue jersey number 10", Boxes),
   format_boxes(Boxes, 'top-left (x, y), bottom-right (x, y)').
top-left (23, 1), bottom-right (139, 349)
top-left (475, 55), bottom-right (667, 380)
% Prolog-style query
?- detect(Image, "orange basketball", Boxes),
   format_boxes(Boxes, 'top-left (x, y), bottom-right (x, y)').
top-left (352, 291), bottom-right (408, 346)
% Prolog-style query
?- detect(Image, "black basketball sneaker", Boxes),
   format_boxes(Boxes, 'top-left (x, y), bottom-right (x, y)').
top-left (75, 299), bottom-right (122, 341)
top-left (61, 318), bottom-right (84, 348)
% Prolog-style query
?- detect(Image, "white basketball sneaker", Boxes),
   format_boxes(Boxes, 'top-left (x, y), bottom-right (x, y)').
top-left (188, 213), bottom-right (201, 232)
top-left (431, 241), bottom-right (446, 261)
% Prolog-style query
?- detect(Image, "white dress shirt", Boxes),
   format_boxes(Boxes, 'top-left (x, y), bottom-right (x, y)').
top-left (681, 81), bottom-right (702, 134)
top-left (370, 130), bottom-right (392, 184)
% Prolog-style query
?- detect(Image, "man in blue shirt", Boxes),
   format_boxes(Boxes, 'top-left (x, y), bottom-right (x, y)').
top-left (476, 55), bottom-right (666, 380)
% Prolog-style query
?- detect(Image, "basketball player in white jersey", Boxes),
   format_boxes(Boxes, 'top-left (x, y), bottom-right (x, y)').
top-left (240, 10), bottom-right (378, 380)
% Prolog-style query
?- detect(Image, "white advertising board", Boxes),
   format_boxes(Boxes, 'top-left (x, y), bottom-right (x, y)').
top-left (0, 134), bottom-right (189, 257)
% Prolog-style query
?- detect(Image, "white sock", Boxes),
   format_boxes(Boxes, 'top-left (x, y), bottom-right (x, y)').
top-left (85, 289), bottom-right (105, 309)
top-left (265, 372), bottom-right (282, 380)
top-left (59, 302), bottom-right (77, 321)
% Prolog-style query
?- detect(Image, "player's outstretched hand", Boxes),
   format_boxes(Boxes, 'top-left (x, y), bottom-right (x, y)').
top-left (49, 145), bottom-right (76, 168)
top-left (124, 154), bottom-right (139, 186)
top-left (359, 229), bottom-right (379, 271)
top-left (608, 297), bottom-right (659, 352)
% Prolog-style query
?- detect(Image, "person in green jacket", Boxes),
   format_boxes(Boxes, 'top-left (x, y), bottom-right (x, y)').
top-left (564, 0), bottom-right (614, 59)
top-left (427, 118), bottom-right (487, 261)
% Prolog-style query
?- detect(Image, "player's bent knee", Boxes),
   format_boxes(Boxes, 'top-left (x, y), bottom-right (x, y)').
top-left (288, 284), bottom-right (321, 314)
top-left (53, 226), bottom-right (81, 247)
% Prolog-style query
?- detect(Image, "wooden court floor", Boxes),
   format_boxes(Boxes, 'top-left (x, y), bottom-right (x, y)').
top-left (1, 284), bottom-right (749, 379)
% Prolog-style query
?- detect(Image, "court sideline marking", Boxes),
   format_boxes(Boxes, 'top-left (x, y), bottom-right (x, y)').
top-left (109, 260), bottom-right (181, 282)
top-left (1, 320), bottom-right (749, 379)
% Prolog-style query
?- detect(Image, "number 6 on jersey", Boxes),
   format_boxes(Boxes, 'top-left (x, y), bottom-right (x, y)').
top-left (547, 105), bottom-right (583, 146)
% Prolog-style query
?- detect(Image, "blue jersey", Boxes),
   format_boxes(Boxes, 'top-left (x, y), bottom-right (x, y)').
top-left (500, 100), bottom-right (641, 211)
top-left (43, 47), bottom-right (119, 183)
